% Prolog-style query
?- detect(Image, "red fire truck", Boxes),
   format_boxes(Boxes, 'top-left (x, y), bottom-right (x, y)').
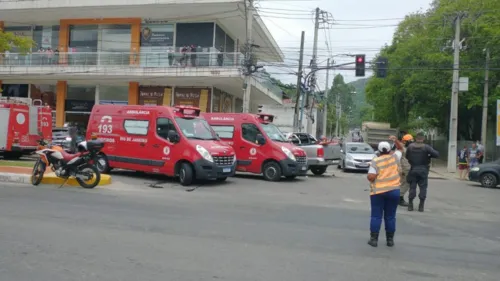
top-left (0, 98), bottom-right (53, 159)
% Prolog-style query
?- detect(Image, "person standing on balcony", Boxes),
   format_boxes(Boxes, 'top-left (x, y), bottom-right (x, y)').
top-left (180, 46), bottom-right (188, 66)
top-left (190, 45), bottom-right (197, 67)
top-left (217, 45), bottom-right (224, 66)
top-left (54, 49), bottom-right (60, 65)
top-left (47, 48), bottom-right (54, 64)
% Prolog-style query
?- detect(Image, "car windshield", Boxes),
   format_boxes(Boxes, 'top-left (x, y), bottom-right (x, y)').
top-left (261, 123), bottom-right (287, 142)
top-left (346, 143), bottom-right (374, 154)
top-left (175, 118), bottom-right (217, 140)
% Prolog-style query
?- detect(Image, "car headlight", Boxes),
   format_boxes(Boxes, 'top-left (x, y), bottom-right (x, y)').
top-left (233, 155), bottom-right (237, 164)
top-left (346, 154), bottom-right (354, 161)
top-left (470, 167), bottom-right (480, 172)
top-left (65, 137), bottom-right (72, 141)
top-left (196, 145), bottom-right (213, 162)
top-left (281, 146), bottom-right (296, 161)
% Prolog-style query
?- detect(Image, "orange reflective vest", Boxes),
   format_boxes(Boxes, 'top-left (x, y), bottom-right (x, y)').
top-left (370, 154), bottom-right (401, 195)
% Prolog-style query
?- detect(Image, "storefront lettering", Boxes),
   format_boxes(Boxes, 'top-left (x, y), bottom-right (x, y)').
top-left (175, 92), bottom-right (200, 99)
top-left (140, 91), bottom-right (163, 98)
top-left (143, 19), bottom-right (170, 24)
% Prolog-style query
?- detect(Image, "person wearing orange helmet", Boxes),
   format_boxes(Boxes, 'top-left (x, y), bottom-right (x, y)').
top-left (392, 133), bottom-right (414, 206)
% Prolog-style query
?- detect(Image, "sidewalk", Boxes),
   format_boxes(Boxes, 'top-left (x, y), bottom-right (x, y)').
top-left (429, 159), bottom-right (459, 180)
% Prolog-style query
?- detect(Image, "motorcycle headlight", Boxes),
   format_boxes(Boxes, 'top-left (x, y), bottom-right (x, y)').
top-left (470, 167), bottom-right (480, 172)
top-left (281, 146), bottom-right (296, 161)
top-left (196, 145), bottom-right (213, 162)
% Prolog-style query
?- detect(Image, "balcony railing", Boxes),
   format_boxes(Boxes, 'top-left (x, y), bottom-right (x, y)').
top-left (0, 51), bottom-right (245, 68)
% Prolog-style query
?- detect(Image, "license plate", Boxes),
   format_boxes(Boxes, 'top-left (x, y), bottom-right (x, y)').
top-left (223, 168), bottom-right (231, 173)
top-left (301, 166), bottom-right (307, 170)
top-left (359, 163), bottom-right (369, 167)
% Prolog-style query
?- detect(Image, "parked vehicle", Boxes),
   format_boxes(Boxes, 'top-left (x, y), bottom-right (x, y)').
top-left (86, 105), bottom-right (236, 186)
top-left (468, 160), bottom-right (500, 188)
top-left (0, 97), bottom-right (52, 159)
top-left (361, 121), bottom-right (398, 149)
top-left (204, 113), bottom-right (308, 181)
top-left (285, 132), bottom-right (341, 175)
top-left (32, 138), bottom-right (103, 188)
top-left (339, 142), bottom-right (376, 172)
top-left (52, 126), bottom-right (85, 147)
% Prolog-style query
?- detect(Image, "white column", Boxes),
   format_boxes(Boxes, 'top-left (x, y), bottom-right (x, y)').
top-left (97, 26), bottom-right (102, 65)
top-left (27, 83), bottom-right (32, 99)
top-left (95, 84), bottom-right (100, 105)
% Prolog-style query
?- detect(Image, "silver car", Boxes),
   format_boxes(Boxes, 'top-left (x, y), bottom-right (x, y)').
top-left (338, 142), bottom-right (376, 172)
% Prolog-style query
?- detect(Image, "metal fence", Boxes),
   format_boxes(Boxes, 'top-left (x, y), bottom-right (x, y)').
top-left (0, 51), bottom-right (244, 68)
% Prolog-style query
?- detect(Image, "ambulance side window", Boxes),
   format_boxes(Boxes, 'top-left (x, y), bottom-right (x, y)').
top-left (124, 120), bottom-right (149, 135)
top-left (241, 123), bottom-right (261, 143)
top-left (211, 125), bottom-right (234, 138)
top-left (156, 118), bottom-right (177, 140)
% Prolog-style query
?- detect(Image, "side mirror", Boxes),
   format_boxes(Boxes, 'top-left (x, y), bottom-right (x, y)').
top-left (256, 134), bottom-right (266, 145)
top-left (340, 149), bottom-right (344, 154)
top-left (167, 130), bottom-right (180, 143)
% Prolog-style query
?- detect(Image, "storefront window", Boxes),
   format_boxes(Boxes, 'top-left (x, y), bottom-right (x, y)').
top-left (140, 24), bottom-right (174, 67)
top-left (30, 84), bottom-right (56, 109)
top-left (99, 85), bottom-right (128, 104)
top-left (66, 85), bottom-right (95, 132)
top-left (235, 98), bottom-right (243, 113)
top-left (69, 25), bottom-right (98, 65)
top-left (211, 88), bottom-right (233, 112)
top-left (100, 25), bottom-right (131, 65)
top-left (33, 25), bottom-right (60, 51)
top-left (1, 84), bottom-right (29, 98)
top-left (174, 87), bottom-right (211, 112)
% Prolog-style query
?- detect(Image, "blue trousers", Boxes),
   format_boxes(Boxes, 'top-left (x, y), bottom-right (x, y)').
top-left (370, 189), bottom-right (400, 233)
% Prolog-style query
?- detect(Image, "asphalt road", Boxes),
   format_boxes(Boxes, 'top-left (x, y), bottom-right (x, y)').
top-left (0, 169), bottom-right (499, 281)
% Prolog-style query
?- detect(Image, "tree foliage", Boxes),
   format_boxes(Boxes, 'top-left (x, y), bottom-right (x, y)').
top-left (320, 74), bottom-right (355, 136)
top-left (0, 29), bottom-right (35, 53)
top-left (365, 0), bottom-right (500, 140)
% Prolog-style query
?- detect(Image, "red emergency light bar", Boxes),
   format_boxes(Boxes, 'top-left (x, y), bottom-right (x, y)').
top-left (174, 105), bottom-right (201, 117)
top-left (257, 113), bottom-right (274, 123)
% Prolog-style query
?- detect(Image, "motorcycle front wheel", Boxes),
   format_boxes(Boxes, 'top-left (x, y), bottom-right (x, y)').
top-left (31, 159), bottom-right (46, 186)
top-left (76, 164), bottom-right (101, 189)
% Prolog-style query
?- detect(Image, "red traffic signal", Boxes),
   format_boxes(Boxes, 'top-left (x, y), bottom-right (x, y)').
top-left (355, 55), bottom-right (365, 77)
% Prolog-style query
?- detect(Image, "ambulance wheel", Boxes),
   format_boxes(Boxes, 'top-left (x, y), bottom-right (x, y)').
top-left (95, 154), bottom-right (111, 174)
top-left (263, 161), bottom-right (282, 182)
top-left (179, 163), bottom-right (194, 186)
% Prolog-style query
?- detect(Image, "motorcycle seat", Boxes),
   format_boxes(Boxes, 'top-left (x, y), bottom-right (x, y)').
top-left (60, 150), bottom-right (81, 162)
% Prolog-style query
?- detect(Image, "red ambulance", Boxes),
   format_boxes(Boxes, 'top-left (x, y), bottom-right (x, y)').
top-left (203, 113), bottom-right (308, 181)
top-left (0, 98), bottom-right (52, 159)
top-left (86, 105), bottom-right (236, 186)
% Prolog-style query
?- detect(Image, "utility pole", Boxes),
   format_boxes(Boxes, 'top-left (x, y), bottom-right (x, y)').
top-left (447, 13), bottom-right (463, 173)
top-left (242, 0), bottom-right (254, 113)
top-left (306, 7), bottom-right (320, 134)
top-left (481, 48), bottom-right (490, 158)
top-left (293, 31), bottom-right (305, 132)
top-left (321, 58), bottom-right (330, 137)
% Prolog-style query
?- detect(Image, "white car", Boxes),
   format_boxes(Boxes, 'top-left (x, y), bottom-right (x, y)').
top-left (338, 142), bottom-right (376, 172)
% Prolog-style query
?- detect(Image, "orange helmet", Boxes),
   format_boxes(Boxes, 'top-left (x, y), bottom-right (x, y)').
top-left (402, 134), bottom-right (413, 142)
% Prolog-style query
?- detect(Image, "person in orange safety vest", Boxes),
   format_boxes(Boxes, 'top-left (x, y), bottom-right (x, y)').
top-left (366, 138), bottom-right (403, 247)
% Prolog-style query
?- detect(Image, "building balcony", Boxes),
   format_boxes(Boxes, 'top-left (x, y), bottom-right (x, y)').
top-left (0, 51), bottom-right (283, 105)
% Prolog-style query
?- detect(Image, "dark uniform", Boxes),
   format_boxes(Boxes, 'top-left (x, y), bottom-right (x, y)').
top-left (405, 133), bottom-right (439, 212)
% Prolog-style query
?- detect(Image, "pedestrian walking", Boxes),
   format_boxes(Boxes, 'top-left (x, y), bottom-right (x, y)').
top-left (393, 134), bottom-right (414, 207)
top-left (468, 143), bottom-right (480, 169)
top-left (366, 138), bottom-right (403, 247)
top-left (405, 132), bottom-right (439, 212)
top-left (457, 146), bottom-right (468, 180)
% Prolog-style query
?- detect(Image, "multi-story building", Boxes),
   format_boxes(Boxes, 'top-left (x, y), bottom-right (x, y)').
top-left (0, 0), bottom-right (284, 128)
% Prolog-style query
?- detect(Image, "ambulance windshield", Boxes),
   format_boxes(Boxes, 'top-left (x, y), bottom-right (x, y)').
top-left (175, 117), bottom-right (217, 140)
top-left (261, 123), bottom-right (287, 142)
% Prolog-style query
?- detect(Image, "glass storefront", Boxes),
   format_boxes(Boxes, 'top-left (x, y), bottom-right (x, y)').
top-left (140, 24), bottom-right (174, 67)
top-left (99, 85), bottom-right (128, 104)
top-left (100, 25), bottom-right (131, 65)
top-left (1, 84), bottom-right (29, 98)
top-left (69, 25), bottom-right (98, 65)
top-left (174, 87), bottom-right (211, 112)
top-left (33, 25), bottom-right (60, 51)
top-left (65, 85), bottom-right (96, 132)
top-left (212, 88), bottom-right (233, 112)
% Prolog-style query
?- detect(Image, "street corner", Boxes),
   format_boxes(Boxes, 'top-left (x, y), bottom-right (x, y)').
top-left (38, 172), bottom-right (112, 187)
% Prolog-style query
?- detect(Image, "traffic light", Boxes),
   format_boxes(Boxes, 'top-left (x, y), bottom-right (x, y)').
top-left (355, 55), bottom-right (365, 77)
top-left (376, 57), bottom-right (388, 78)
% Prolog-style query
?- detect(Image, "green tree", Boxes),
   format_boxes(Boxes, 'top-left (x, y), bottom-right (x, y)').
top-left (0, 29), bottom-right (35, 53)
top-left (365, 0), bottom-right (500, 140)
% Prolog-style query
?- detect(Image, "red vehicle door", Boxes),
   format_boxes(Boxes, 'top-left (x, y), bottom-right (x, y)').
top-left (236, 122), bottom-right (267, 174)
top-left (149, 116), bottom-right (177, 176)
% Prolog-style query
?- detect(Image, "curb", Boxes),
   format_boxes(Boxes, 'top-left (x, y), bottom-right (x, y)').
top-left (0, 172), bottom-right (112, 186)
top-left (429, 169), bottom-right (456, 181)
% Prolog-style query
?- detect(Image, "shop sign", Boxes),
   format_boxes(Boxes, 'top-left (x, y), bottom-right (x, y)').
top-left (138, 86), bottom-right (167, 106)
top-left (140, 25), bottom-right (174, 47)
top-left (65, 100), bottom-right (95, 112)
